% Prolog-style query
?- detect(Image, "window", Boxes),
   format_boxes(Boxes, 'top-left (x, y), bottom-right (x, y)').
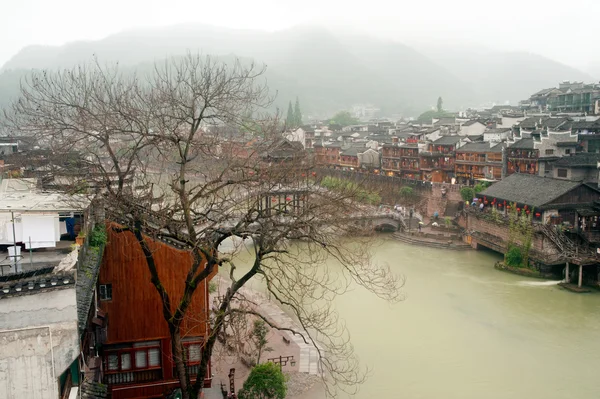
top-left (557, 169), bottom-right (568, 178)
top-left (545, 149), bottom-right (554, 155)
top-left (565, 149), bottom-right (571, 155)
top-left (105, 341), bottom-right (161, 373)
top-left (99, 284), bottom-right (112, 301)
top-left (183, 337), bottom-right (203, 365)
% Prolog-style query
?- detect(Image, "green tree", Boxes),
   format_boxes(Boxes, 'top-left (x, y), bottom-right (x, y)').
top-left (460, 187), bottom-right (475, 202)
top-left (329, 111), bottom-right (359, 127)
top-left (399, 186), bottom-right (416, 204)
top-left (293, 97), bottom-right (302, 127)
top-left (437, 96), bottom-right (443, 112)
top-left (416, 109), bottom-right (454, 123)
top-left (251, 319), bottom-right (273, 365)
top-left (286, 101), bottom-right (294, 128)
top-left (238, 363), bottom-right (287, 399)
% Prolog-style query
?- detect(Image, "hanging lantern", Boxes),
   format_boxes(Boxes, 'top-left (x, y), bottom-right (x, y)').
top-left (271, 198), bottom-right (277, 203)
top-left (286, 197), bottom-right (292, 201)
top-left (301, 173), bottom-right (306, 177)
top-left (524, 205), bottom-right (528, 210)
top-left (312, 172), bottom-right (317, 177)
top-left (535, 212), bottom-right (541, 217)
top-left (526, 210), bottom-right (530, 214)
top-left (517, 208), bottom-right (521, 212)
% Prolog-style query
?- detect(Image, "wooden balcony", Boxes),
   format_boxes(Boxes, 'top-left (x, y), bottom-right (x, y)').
top-left (105, 369), bottom-right (162, 385)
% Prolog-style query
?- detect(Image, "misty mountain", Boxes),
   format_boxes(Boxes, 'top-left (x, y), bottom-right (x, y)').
top-left (0, 25), bottom-right (595, 116)
top-left (416, 43), bottom-right (595, 104)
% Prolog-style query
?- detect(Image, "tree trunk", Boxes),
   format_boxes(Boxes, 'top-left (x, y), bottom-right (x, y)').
top-left (171, 328), bottom-right (192, 399)
top-left (257, 346), bottom-right (262, 365)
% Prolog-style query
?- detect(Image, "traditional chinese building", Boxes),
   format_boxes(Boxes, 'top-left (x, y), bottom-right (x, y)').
top-left (419, 136), bottom-right (462, 183)
top-left (506, 138), bottom-right (539, 175)
top-left (454, 142), bottom-right (504, 184)
top-left (98, 226), bottom-right (216, 399)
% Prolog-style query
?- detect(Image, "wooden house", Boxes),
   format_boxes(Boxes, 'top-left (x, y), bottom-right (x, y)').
top-left (478, 174), bottom-right (600, 227)
top-left (419, 136), bottom-right (462, 183)
top-left (97, 226), bottom-right (216, 399)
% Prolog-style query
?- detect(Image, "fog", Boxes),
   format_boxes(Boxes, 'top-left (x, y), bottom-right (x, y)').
top-left (2, 0), bottom-right (599, 74)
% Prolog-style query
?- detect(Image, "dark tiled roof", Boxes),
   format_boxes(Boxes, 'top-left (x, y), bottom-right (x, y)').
top-left (340, 147), bottom-right (363, 156)
top-left (553, 153), bottom-right (600, 168)
top-left (490, 142), bottom-right (506, 153)
top-left (434, 117), bottom-right (457, 125)
top-left (555, 141), bottom-right (578, 147)
top-left (456, 142), bottom-right (496, 153)
top-left (432, 136), bottom-right (462, 145)
top-left (542, 117), bottom-right (571, 129)
top-left (80, 378), bottom-right (108, 399)
top-left (487, 105), bottom-right (521, 112)
top-left (484, 128), bottom-right (512, 134)
top-left (77, 245), bottom-right (104, 332)
top-left (508, 138), bottom-right (535, 149)
top-left (0, 267), bottom-right (75, 300)
top-left (519, 117), bottom-right (540, 129)
top-left (462, 120), bottom-right (483, 126)
top-left (479, 174), bottom-right (585, 208)
top-left (572, 121), bottom-right (600, 131)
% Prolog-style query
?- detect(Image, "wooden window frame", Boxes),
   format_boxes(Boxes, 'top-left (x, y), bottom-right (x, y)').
top-left (183, 338), bottom-right (204, 366)
top-left (99, 284), bottom-right (112, 301)
top-left (104, 342), bottom-right (161, 373)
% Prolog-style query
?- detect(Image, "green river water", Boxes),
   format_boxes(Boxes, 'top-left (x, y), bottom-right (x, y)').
top-left (224, 237), bottom-right (600, 399)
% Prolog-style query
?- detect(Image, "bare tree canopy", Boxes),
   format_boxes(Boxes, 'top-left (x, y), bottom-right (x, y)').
top-left (3, 53), bottom-right (403, 398)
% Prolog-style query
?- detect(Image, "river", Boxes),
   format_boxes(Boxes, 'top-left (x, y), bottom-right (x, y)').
top-left (222, 237), bottom-right (600, 399)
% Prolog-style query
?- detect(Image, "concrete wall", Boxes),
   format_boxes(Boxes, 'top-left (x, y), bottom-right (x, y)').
top-left (553, 167), bottom-right (598, 183)
top-left (0, 288), bottom-right (79, 399)
top-left (460, 213), bottom-right (560, 258)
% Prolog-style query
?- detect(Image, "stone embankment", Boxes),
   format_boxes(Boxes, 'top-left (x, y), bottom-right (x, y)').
top-left (393, 231), bottom-right (472, 250)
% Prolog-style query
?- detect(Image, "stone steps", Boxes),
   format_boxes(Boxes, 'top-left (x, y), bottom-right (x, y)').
top-left (392, 233), bottom-right (472, 250)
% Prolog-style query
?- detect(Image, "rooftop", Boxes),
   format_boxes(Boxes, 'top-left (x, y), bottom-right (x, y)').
top-left (432, 135), bottom-right (462, 146)
top-left (508, 138), bottom-right (535, 149)
top-left (479, 174), bottom-right (592, 208)
top-left (456, 142), bottom-right (499, 153)
top-left (553, 153), bottom-right (600, 168)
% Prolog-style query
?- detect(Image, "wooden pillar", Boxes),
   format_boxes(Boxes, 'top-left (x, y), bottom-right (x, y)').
top-left (565, 262), bottom-right (570, 283)
top-left (578, 264), bottom-right (583, 288)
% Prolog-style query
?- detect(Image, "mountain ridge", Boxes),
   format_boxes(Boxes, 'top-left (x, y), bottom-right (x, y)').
top-left (0, 24), bottom-right (594, 117)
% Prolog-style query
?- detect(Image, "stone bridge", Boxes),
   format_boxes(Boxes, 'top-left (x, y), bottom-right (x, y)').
top-left (346, 212), bottom-right (406, 232)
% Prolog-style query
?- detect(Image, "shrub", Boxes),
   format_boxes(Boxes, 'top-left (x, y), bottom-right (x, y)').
top-left (238, 362), bottom-right (287, 399)
top-left (444, 216), bottom-right (452, 228)
top-left (460, 187), bottom-right (475, 202)
top-left (505, 245), bottom-right (523, 267)
top-left (88, 224), bottom-right (107, 248)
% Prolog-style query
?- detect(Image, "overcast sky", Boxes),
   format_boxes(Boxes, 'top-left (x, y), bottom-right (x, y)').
top-left (2, 0), bottom-right (599, 73)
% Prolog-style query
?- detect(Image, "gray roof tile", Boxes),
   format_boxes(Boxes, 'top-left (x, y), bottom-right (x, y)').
top-left (76, 245), bottom-right (104, 332)
top-left (479, 174), bottom-right (586, 207)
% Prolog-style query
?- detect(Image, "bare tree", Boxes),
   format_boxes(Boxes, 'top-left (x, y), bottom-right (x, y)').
top-left (4, 54), bottom-right (403, 398)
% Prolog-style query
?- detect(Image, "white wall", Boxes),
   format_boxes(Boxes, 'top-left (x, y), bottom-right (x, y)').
top-left (459, 123), bottom-right (486, 137)
top-left (500, 116), bottom-right (525, 128)
top-left (285, 128), bottom-right (306, 149)
top-left (0, 288), bottom-right (79, 399)
top-left (484, 131), bottom-right (511, 143)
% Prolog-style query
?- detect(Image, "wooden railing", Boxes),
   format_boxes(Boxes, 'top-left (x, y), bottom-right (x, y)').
top-left (105, 369), bottom-right (162, 385)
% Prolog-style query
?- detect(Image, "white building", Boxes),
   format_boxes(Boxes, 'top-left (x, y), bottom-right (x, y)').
top-left (483, 128), bottom-right (512, 143)
top-left (459, 120), bottom-right (487, 137)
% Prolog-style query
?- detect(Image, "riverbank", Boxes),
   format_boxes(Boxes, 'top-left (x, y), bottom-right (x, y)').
top-left (493, 261), bottom-right (555, 279)
top-left (209, 275), bottom-right (321, 397)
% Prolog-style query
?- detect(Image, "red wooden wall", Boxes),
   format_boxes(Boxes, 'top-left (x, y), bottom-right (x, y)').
top-left (99, 225), bottom-right (216, 344)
